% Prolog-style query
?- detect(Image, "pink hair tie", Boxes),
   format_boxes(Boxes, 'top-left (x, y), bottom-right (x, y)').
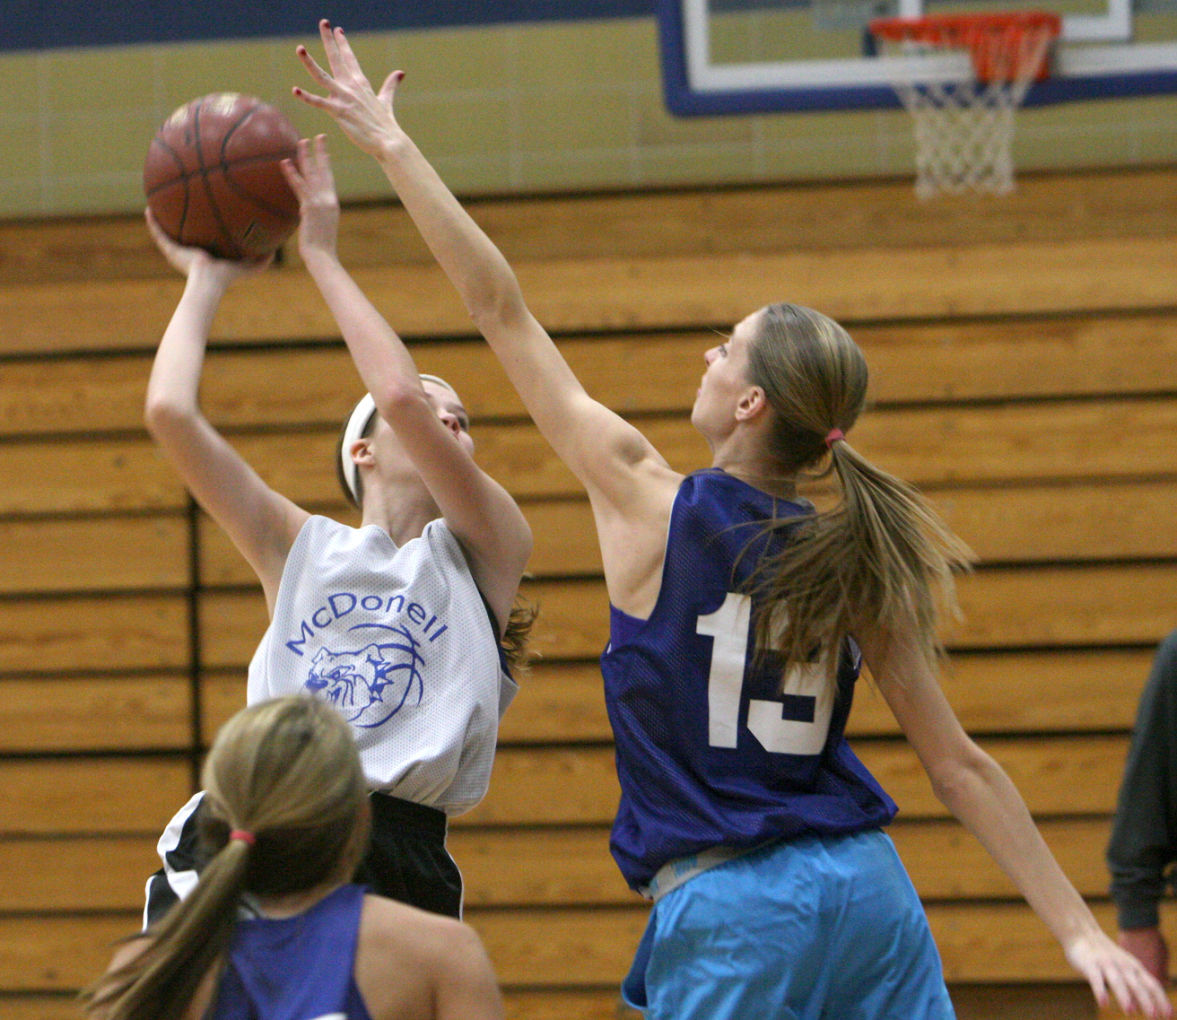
top-left (229, 829), bottom-right (256, 846)
top-left (824, 428), bottom-right (845, 448)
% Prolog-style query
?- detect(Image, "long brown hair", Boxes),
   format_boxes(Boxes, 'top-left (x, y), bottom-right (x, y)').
top-left (81, 697), bottom-right (370, 1020)
top-left (743, 302), bottom-right (974, 681)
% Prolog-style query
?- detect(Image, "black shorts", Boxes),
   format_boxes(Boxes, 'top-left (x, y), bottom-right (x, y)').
top-left (355, 793), bottom-right (462, 917)
top-left (144, 791), bottom-right (462, 927)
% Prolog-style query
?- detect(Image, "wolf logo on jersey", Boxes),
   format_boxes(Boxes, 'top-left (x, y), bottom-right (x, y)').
top-left (305, 623), bottom-right (426, 729)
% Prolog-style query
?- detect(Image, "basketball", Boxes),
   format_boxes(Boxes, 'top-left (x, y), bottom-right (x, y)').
top-left (144, 93), bottom-right (301, 260)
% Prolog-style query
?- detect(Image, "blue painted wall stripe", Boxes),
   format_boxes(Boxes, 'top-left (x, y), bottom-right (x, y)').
top-left (4, 1), bottom-right (657, 53)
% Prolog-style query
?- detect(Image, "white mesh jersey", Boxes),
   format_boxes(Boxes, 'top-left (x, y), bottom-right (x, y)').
top-left (248, 515), bottom-right (517, 815)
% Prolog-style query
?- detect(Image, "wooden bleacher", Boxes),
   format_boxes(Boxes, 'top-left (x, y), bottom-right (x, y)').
top-left (1, 166), bottom-right (1175, 1019)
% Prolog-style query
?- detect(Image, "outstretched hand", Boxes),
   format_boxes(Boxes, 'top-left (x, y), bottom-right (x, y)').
top-left (144, 209), bottom-right (272, 286)
top-left (292, 19), bottom-right (405, 159)
top-left (280, 134), bottom-right (341, 263)
top-left (1065, 928), bottom-right (1172, 1018)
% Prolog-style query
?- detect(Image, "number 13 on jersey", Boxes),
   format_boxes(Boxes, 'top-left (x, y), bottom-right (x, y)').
top-left (698, 592), bottom-right (833, 755)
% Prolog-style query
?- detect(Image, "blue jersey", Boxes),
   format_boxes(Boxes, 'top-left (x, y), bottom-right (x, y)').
top-left (601, 469), bottom-right (898, 890)
top-left (213, 883), bottom-right (372, 1020)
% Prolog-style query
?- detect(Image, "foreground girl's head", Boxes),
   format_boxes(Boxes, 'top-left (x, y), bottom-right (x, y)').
top-left (83, 696), bottom-right (369, 1020)
top-left (200, 694), bottom-right (370, 895)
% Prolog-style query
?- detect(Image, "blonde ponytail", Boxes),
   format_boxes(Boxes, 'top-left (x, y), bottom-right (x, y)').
top-left (82, 697), bottom-right (369, 1020)
top-left (743, 303), bottom-right (973, 681)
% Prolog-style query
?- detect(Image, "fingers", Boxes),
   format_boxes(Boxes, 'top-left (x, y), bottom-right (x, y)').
top-left (319, 18), bottom-right (337, 62)
top-left (292, 41), bottom-right (333, 114)
top-left (312, 133), bottom-right (334, 176)
top-left (280, 135), bottom-right (332, 197)
top-left (318, 19), bottom-right (362, 86)
top-left (143, 208), bottom-right (179, 254)
top-left (144, 207), bottom-right (162, 236)
top-left (278, 156), bottom-right (303, 197)
top-left (325, 22), bottom-right (363, 79)
top-left (1071, 934), bottom-right (1173, 1019)
top-left (376, 69), bottom-right (405, 107)
top-left (278, 138), bottom-right (308, 191)
top-left (291, 84), bottom-right (330, 112)
top-left (295, 44), bottom-right (332, 87)
top-left (1097, 959), bottom-right (1172, 1019)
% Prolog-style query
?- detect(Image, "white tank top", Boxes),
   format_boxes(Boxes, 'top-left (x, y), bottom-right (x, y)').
top-left (248, 515), bottom-right (516, 814)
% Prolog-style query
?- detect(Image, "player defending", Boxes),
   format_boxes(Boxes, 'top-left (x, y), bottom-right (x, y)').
top-left (288, 18), bottom-right (1172, 1019)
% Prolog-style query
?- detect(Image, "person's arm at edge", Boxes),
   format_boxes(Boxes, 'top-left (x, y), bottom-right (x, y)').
top-left (1109, 631), bottom-right (1177, 983)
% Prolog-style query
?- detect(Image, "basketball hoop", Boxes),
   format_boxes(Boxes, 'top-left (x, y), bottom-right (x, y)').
top-left (869, 11), bottom-right (1062, 198)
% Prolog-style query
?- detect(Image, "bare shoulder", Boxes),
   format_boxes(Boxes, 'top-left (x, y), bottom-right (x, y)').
top-left (591, 456), bottom-right (684, 618)
top-left (356, 896), bottom-right (503, 1020)
top-left (359, 894), bottom-right (475, 951)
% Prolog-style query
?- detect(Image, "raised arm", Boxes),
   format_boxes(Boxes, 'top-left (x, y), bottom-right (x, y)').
top-left (143, 213), bottom-right (307, 608)
top-left (290, 21), bottom-right (676, 521)
top-left (861, 625), bottom-right (1173, 1019)
top-left (279, 135), bottom-right (530, 623)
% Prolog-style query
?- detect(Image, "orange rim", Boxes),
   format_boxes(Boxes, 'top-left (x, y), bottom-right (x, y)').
top-left (869, 11), bottom-right (1063, 82)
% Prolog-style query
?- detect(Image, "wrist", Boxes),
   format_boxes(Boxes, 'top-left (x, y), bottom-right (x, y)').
top-left (300, 246), bottom-right (342, 273)
top-left (374, 129), bottom-right (414, 168)
top-left (184, 259), bottom-right (232, 299)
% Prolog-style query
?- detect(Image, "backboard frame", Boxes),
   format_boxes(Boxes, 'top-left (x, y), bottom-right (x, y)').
top-left (658, 0), bottom-right (1177, 113)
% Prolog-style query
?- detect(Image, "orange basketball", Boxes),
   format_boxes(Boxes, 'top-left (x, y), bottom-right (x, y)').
top-left (144, 93), bottom-right (300, 260)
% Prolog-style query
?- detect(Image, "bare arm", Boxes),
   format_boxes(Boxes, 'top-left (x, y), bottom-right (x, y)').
top-left (279, 136), bottom-right (530, 624)
top-left (861, 626), bottom-right (1172, 1019)
top-left (143, 214), bottom-right (307, 609)
top-left (290, 21), bottom-right (677, 529)
top-left (430, 923), bottom-right (505, 1020)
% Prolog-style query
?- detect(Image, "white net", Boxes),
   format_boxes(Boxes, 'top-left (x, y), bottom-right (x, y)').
top-left (871, 14), bottom-right (1060, 198)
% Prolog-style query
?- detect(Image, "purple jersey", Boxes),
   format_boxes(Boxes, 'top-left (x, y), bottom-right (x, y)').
top-left (601, 469), bottom-right (897, 890)
top-left (213, 883), bottom-right (372, 1020)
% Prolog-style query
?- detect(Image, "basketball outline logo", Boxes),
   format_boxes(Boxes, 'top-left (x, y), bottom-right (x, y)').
top-left (304, 621), bottom-right (427, 730)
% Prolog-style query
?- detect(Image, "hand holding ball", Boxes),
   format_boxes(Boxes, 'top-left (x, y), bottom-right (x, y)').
top-left (144, 93), bottom-right (300, 260)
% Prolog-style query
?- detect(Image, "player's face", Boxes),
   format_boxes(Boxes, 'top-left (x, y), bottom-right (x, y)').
top-left (422, 379), bottom-right (474, 457)
top-left (366, 382), bottom-right (475, 482)
top-left (691, 310), bottom-right (760, 440)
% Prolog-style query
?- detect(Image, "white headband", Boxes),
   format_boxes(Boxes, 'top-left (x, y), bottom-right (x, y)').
top-left (339, 392), bottom-right (378, 504)
top-left (339, 376), bottom-right (462, 504)
top-left (419, 373), bottom-right (458, 397)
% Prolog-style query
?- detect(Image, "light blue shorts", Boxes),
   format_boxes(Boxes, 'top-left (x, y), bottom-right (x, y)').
top-left (622, 829), bottom-right (955, 1020)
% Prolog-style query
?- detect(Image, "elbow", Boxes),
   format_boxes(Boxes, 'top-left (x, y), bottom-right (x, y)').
top-left (515, 519), bottom-right (535, 576)
top-left (924, 740), bottom-right (995, 812)
top-left (370, 377), bottom-right (432, 424)
top-left (143, 394), bottom-right (171, 437)
top-left (143, 392), bottom-right (196, 441)
top-left (463, 268), bottom-right (528, 335)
